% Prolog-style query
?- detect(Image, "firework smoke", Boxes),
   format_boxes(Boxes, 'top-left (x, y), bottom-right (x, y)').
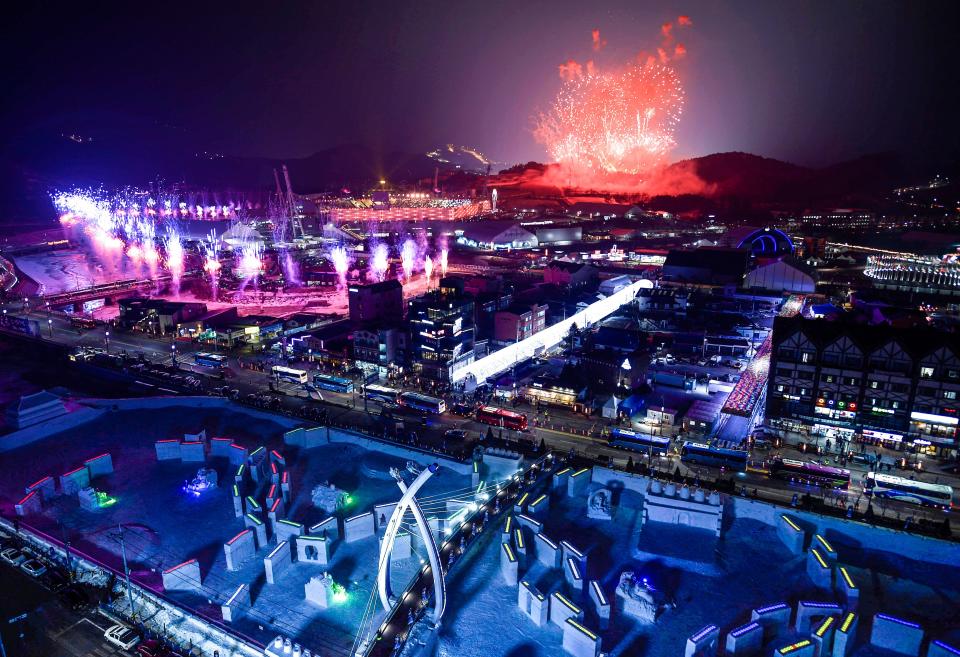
top-left (164, 228), bottom-right (185, 297)
top-left (370, 243), bottom-right (389, 282)
top-left (424, 254), bottom-right (434, 282)
top-left (400, 239), bottom-right (416, 281)
top-left (237, 241), bottom-right (264, 284)
top-left (282, 251), bottom-right (301, 287)
top-left (440, 247), bottom-right (449, 277)
top-left (203, 231), bottom-right (222, 299)
top-left (330, 245), bottom-right (351, 288)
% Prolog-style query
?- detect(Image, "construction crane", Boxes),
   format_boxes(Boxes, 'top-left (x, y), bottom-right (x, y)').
top-left (280, 164), bottom-right (304, 239)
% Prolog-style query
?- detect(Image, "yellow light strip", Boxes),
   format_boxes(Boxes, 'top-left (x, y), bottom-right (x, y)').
top-left (815, 617), bottom-right (835, 637)
top-left (572, 468), bottom-right (589, 477)
top-left (839, 567), bottom-right (856, 589)
top-left (816, 534), bottom-right (835, 553)
top-left (781, 515), bottom-right (801, 532)
top-left (556, 468), bottom-right (572, 476)
top-left (566, 619), bottom-right (598, 640)
top-left (779, 640), bottom-right (812, 655)
top-left (504, 516), bottom-right (512, 533)
top-left (553, 592), bottom-right (581, 613)
top-left (517, 492), bottom-right (530, 507)
top-left (531, 494), bottom-right (547, 508)
top-left (502, 543), bottom-right (516, 562)
top-left (840, 613), bottom-right (856, 633)
top-left (514, 529), bottom-right (524, 549)
top-left (811, 548), bottom-right (828, 569)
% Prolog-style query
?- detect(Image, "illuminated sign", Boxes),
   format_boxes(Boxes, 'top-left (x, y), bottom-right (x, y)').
top-left (910, 411), bottom-right (959, 425)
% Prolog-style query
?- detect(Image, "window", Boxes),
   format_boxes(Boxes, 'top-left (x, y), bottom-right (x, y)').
top-left (800, 388), bottom-right (808, 397)
top-left (823, 375), bottom-right (835, 384)
top-left (776, 385), bottom-right (784, 392)
top-left (945, 391), bottom-right (957, 400)
top-left (870, 381), bottom-right (879, 389)
top-left (891, 401), bottom-right (900, 409)
top-left (846, 377), bottom-right (859, 386)
top-left (948, 370), bottom-right (959, 380)
top-left (801, 352), bottom-right (812, 364)
top-left (921, 366), bottom-right (935, 378)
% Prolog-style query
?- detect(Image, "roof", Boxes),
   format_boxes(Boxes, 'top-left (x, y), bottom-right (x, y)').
top-left (14, 391), bottom-right (63, 412)
top-left (351, 279), bottom-right (402, 294)
top-left (772, 314), bottom-right (960, 359)
top-left (462, 221), bottom-right (534, 243)
top-left (664, 248), bottom-right (750, 277)
top-left (685, 399), bottom-right (723, 422)
top-left (547, 259), bottom-right (591, 273)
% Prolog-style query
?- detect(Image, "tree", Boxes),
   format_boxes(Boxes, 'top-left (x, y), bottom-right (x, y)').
top-left (538, 438), bottom-right (546, 452)
top-left (626, 456), bottom-right (635, 473)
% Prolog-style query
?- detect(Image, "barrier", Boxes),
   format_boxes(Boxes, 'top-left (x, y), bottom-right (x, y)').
top-left (870, 613), bottom-right (924, 656)
top-left (224, 529), bottom-right (257, 571)
top-left (806, 548), bottom-right (833, 589)
top-left (381, 529), bottom-right (411, 561)
top-left (725, 621), bottom-right (762, 657)
top-left (162, 559), bottom-right (202, 591)
top-left (514, 492), bottom-right (531, 514)
top-left (229, 443), bottom-right (249, 466)
top-left (344, 512), bottom-right (375, 542)
top-left (275, 519), bottom-right (303, 544)
top-left (232, 485), bottom-right (243, 517)
top-left (563, 618), bottom-right (601, 657)
top-left (296, 535), bottom-right (330, 565)
top-left (59, 466), bottom-right (90, 495)
top-left (686, 624), bottom-right (719, 657)
top-left (589, 580), bottom-right (611, 630)
top-left (221, 584), bottom-right (250, 623)
top-left (155, 439), bottom-right (181, 461)
top-left (264, 540), bottom-right (292, 584)
top-left (751, 602), bottom-right (791, 640)
top-left (280, 471), bottom-right (291, 504)
top-left (518, 580), bottom-right (548, 626)
top-left (536, 532), bottom-right (561, 568)
top-left (179, 441), bottom-right (205, 463)
top-left (778, 514), bottom-right (805, 554)
top-left (565, 557), bottom-right (584, 594)
top-left (796, 602), bottom-right (842, 634)
top-left (561, 540), bottom-right (586, 577)
top-left (211, 438), bottom-right (233, 458)
top-left (553, 467), bottom-right (572, 491)
top-left (16, 490), bottom-right (42, 516)
top-left (269, 449), bottom-right (286, 468)
top-left (528, 493), bottom-right (550, 515)
top-left (814, 534), bottom-right (838, 564)
top-left (310, 517), bottom-right (338, 540)
top-left (832, 613), bottom-right (857, 657)
top-left (267, 498), bottom-right (286, 532)
top-left (567, 468), bottom-right (591, 497)
top-left (84, 453), bottom-right (114, 478)
top-left (244, 513), bottom-right (268, 547)
top-left (810, 615), bottom-right (837, 657)
top-left (514, 528), bottom-right (528, 562)
top-left (550, 592), bottom-right (583, 628)
top-left (24, 475), bottom-right (55, 500)
top-left (184, 429), bottom-right (206, 442)
top-left (244, 496), bottom-right (262, 516)
top-left (836, 567), bottom-right (859, 606)
top-left (929, 641), bottom-right (960, 657)
top-left (501, 542), bottom-right (519, 585)
top-left (234, 464), bottom-right (246, 485)
top-left (776, 640), bottom-right (815, 657)
top-left (517, 513), bottom-right (543, 535)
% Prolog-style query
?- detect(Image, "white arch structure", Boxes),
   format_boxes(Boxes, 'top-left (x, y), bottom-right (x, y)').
top-left (377, 463), bottom-right (447, 624)
top-left (451, 279), bottom-right (648, 384)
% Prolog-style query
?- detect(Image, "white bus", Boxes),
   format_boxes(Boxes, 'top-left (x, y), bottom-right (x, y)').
top-left (272, 365), bottom-right (308, 384)
top-left (365, 384), bottom-right (399, 403)
top-left (864, 472), bottom-right (954, 510)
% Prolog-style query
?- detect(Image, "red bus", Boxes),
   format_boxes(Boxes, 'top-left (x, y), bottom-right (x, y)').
top-left (476, 406), bottom-right (528, 431)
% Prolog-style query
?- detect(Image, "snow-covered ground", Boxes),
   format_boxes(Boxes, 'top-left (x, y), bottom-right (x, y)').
top-left (0, 403), bottom-right (473, 656)
top-left (13, 249), bottom-right (131, 295)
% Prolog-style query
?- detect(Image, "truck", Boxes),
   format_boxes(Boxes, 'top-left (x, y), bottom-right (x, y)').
top-left (652, 371), bottom-right (693, 390)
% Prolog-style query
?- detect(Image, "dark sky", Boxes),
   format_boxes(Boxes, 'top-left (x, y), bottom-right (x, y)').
top-left (4, 0), bottom-right (958, 168)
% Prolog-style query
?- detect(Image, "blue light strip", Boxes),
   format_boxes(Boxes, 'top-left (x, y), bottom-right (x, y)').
top-left (691, 625), bottom-right (718, 642)
top-left (876, 614), bottom-right (920, 629)
top-left (730, 622), bottom-right (760, 638)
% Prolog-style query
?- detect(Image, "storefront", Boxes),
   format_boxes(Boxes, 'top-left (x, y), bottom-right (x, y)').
top-left (909, 411), bottom-right (958, 457)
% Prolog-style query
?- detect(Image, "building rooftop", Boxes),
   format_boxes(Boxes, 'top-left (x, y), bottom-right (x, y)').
top-left (11, 390), bottom-right (63, 412)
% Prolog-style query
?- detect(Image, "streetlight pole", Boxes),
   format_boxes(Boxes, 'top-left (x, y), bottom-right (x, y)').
top-left (47, 318), bottom-right (53, 338)
top-left (115, 524), bottom-right (136, 617)
top-left (171, 343), bottom-right (177, 367)
top-left (105, 330), bottom-right (110, 353)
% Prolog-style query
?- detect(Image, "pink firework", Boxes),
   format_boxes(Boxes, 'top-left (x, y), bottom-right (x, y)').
top-left (370, 243), bottom-right (389, 282)
top-left (424, 254), bottom-right (434, 281)
top-left (400, 239), bottom-right (416, 281)
top-left (330, 245), bottom-right (351, 288)
top-left (439, 248), bottom-right (448, 277)
top-left (535, 59), bottom-right (684, 175)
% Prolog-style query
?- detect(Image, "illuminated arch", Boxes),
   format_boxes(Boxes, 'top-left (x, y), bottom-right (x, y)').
top-left (737, 227), bottom-right (794, 257)
top-left (377, 463), bottom-right (446, 625)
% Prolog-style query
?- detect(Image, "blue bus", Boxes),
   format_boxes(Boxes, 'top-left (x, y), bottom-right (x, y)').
top-left (195, 352), bottom-right (228, 368)
top-left (312, 373), bottom-right (354, 393)
top-left (680, 441), bottom-right (749, 471)
top-left (365, 384), bottom-right (399, 403)
top-left (609, 427), bottom-right (671, 454)
top-left (399, 391), bottom-right (446, 414)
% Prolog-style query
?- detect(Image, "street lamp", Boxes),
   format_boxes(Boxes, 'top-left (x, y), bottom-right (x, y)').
top-left (47, 318), bottom-right (53, 337)
top-left (171, 343), bottom-right (177, 366)
top-left (105, 330), bottom-right (110, 352)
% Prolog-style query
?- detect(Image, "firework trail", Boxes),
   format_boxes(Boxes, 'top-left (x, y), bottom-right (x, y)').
top-left (164, 228), bottom-right (185, 297)
top-left (237, 241), bottom-right (263, 291)
top-left (400, 238), bottom-right (416, 282)
top-left (202, 231), bottom-right (222, 300)
top-left (440, 247), bottom-right (449, 277)
top-left (370, 243), bottom-right (389, 282)
top-left (424, 254), bottom-right (434, 282)
top-left (330, 245), bottom-right (351, 288)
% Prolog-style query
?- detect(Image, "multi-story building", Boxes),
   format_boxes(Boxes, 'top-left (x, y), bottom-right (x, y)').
top-left (493, 303), bottom-right (546, 342)
top-left (352, 324), bottom-right (408, 380)
top-left (767, 315), bottom-right (960, 458)
top-left (348, 280), bottom-right (403, 324)
top-left (407, 277), bottom-right (476, 385)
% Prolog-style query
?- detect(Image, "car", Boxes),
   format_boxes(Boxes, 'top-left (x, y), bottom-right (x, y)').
top-left (104, 624), bottom-right (141, 651)
top-left (444, 429), bottom-right (468, 441)
top-left (1, 548), bottom-right (26, 565)
top-left (58, 585), bottom-right (90, 611)
top-left (137, 639), bottom-right (171, 657)
top-left (450, 402), bottom-right (475, 416)
top-left (20, 559), bottom-right (47, 577)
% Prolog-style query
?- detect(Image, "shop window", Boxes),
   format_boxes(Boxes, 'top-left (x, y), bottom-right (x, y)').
top-left (944, 390), bottom-right (957, 400)
top-left (801, 352), bottom-right (813, 364)
top-left (920, 366), bottom-right (935, 378)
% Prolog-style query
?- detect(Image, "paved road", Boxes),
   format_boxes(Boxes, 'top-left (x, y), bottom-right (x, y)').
top-left (0, 561), bottom-right (130, 657)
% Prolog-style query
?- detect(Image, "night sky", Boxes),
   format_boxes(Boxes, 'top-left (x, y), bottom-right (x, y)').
top-left (4, 1), bottom-right (958, 168)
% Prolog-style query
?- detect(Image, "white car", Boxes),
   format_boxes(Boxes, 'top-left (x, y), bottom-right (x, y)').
top-left (20, 559), bottom-right (47, 577)
top-left (104, 624), bottom-right (140, 651)
top-left (1, 548), bottom-right (26, 565)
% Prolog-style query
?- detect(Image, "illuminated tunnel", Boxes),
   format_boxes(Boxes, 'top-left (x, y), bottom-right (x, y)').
top-left (737, 227), bottom-right (794, 257)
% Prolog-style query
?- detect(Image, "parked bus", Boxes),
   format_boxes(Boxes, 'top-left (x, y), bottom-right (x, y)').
top-left (680, 441), bottom-right (749, 471)
top-left (69, 316), bottom-right (98, 330)
top-left (365, 384), bottom-right (400, 403)
top-left (399, 392), bottom-right (446, 415)
top-left (312, 373), bottom-right (354, 393)
top-left (476, 406), bottom-right (528, 431)
top-left (272, 365), bottom-right (308, 384)
top-left (608, 427), bottom-right (671, 453)
top-left (194, 352), bottom-right (228, 369)
top-left (769, 458), bottom-right (850, 489)
top-left (864, 472), bottom-right (953, 510)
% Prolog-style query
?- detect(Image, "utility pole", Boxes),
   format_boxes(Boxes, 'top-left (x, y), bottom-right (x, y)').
top-left (116, 524), bottom-right (136, 617)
